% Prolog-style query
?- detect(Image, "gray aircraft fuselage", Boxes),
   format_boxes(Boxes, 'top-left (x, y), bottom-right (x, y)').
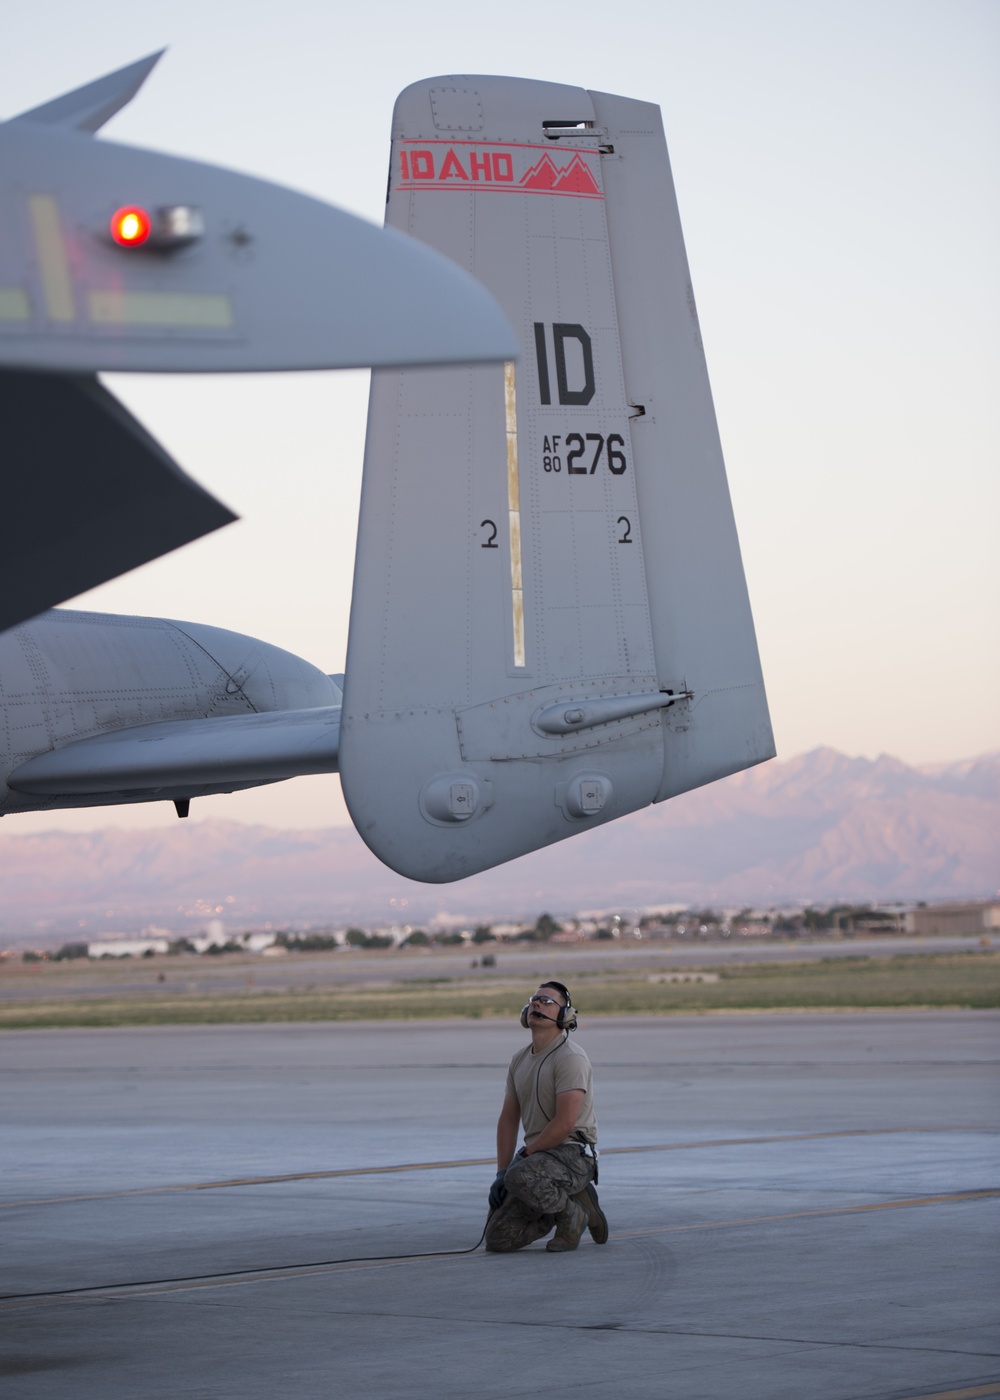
top-left (0, 611), bottom-right (340, 814)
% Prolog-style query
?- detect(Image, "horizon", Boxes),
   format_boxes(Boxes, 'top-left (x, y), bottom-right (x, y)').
top-left (11, 894), bottom-right (997, 956)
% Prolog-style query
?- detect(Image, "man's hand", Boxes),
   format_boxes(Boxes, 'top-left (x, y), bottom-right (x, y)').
top-left (488, 1171), bottom-right (508, 1213)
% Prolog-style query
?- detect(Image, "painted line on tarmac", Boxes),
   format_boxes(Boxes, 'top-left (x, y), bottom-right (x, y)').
top-left (900, 1386), bottom-right (1000, 1399)
top-left (613, 1188), bottom-right (1000, 1243)
top-left (1, 1187), bottom-right (997, 1308)
top-left (2, 1125), bottom-right (996, 1210)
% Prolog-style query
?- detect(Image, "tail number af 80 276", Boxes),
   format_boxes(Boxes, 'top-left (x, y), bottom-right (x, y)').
top-left (542, 433), bottom-right (627, 475)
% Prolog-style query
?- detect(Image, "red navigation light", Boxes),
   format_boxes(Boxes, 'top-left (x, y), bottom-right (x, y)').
top-left (110, 206), bottom-right (152, 247)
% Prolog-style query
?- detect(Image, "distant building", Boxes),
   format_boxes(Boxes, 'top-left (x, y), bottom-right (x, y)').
top-left (88, 938), bottom-right (169, 958)
top-left (189, 920), bottom-right (232, 954)
top-left (904, 902), bottom-right (1000, 936)
top-left (847, 909), bottom-right (906, 934)
top-left (244, 932), bottom-right (277, 953)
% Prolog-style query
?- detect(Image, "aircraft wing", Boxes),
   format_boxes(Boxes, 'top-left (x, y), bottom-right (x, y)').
top-left (7, 706), bottom-right (339, 801)
top-left (0, 371), bottom-right (235, 636)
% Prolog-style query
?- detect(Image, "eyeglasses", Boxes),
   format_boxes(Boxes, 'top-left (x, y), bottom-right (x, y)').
top-left (528, 994), bottom-right (561, 1006)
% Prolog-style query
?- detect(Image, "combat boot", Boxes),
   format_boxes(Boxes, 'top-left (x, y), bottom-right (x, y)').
top-left (573, 1182), bottom-right (609, 1244)
top-left (545, 1195), bottom-right (586, 1252)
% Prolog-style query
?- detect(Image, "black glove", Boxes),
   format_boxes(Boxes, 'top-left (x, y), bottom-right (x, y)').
top-left (488, 1171), bottom-right (508, 1212)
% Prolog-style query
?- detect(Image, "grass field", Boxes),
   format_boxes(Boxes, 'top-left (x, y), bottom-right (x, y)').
top-left (0, 951), bottom-right (997, 1029)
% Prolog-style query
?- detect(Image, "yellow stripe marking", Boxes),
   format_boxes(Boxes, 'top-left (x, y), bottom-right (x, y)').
top-left (504, 360), bottom-right (526, 667)
top-left (0, 287), bottom-right (30, 321)
top-left (2, 1125), bottom-right (993, 1210)
top-left (27, 196), bottom-right (74, 322)
top-left (1, 1155), bottom-right (497, 1208)
top-left (900, 1387), bottom-right (1000, 1399)
top-left (88, 290), bottom-right (233, 329)
top-left (1, 1188), bottom-right (995, 1308)
top-left (614, 1189), bottom-right (1000, 1244)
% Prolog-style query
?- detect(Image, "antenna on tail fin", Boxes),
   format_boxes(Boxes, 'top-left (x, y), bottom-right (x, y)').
top-left (339, 76), bottom-right (773, 882)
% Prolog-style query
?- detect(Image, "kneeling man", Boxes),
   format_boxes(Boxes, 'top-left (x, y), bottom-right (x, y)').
top-left (485, 981), bottom-right (608, 1253)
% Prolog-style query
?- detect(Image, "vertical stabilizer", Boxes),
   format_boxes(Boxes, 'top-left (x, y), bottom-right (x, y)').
top-left (10, 52), bottom-right (165, 134)
top-left (339, 76), bottom-right (773, 882)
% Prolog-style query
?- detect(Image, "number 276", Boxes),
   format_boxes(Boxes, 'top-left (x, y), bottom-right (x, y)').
top-left (566, 433), bottom-right (627, 475)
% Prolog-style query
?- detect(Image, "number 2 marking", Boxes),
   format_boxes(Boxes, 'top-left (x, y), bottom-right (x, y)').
top-left (480, 519), bottom-right (498, 548)
top-left (617, 515), bottom-right (632, 544)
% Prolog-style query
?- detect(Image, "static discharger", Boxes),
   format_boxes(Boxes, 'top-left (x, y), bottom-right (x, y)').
top-left (504, 360), bottom-right (525, 668)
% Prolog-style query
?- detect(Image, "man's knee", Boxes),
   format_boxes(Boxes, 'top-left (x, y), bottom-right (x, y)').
top-left (505, 1148), bottom-right (590, 1216)
top-left (505, 1153), bottom-right (557, 1208)
top-left (484, 1199), bottom-right (552, 1253)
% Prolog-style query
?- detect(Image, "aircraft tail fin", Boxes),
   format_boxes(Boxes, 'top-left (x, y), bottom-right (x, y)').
top-left (339, 77), bottom-right (773, 882)
top-left (10, 51), bottom-right (165, 134)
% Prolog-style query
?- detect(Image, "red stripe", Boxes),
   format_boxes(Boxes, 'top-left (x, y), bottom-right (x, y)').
top-left (395, 183), bottom-right (604, 200)
top-left (398, 137), bottom-right (601, 158)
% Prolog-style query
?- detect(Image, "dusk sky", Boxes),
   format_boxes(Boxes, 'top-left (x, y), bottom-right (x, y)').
top-left (5, 0), bottom-right (997, 832)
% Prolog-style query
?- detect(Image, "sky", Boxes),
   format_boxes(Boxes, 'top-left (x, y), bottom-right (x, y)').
top-left (4, 0), bottom-right (998, 833)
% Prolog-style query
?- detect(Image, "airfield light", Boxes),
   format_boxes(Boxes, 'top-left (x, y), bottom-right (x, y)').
top-left (110, 206), bottom-right (152, 247)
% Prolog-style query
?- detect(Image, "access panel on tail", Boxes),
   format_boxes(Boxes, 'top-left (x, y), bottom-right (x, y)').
top-left (339, 76), bottom-right (774, 882)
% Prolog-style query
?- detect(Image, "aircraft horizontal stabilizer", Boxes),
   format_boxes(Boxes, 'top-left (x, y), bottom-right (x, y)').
top-left (339, 76), bottom-right (773, 883)
top-left (1, 59), bottom-right (517, 622)
top-left (0, 119), bottom-right (517, 374)
top-left (10, 51), bottom-right (164, 134)
top-left (8, 706), bottom-right (340, 800)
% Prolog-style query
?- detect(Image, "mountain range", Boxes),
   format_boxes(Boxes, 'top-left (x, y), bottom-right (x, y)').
top-left (1, 748), bottom-right (996, 943)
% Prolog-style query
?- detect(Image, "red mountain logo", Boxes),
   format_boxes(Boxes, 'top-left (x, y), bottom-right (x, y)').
top-left (554, 154), bottom-right (602, 195)
top-left (519, 153), bottom-right (560, 190)
top-left (521, 152), bottom-right (600, 196)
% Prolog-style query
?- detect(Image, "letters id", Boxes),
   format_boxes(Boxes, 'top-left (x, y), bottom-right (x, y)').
top-left (534, 323), bottom-right (595, 406)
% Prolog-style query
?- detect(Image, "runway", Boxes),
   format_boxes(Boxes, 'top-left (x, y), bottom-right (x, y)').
top-left (2, 1012), bottom-right (998, 1398)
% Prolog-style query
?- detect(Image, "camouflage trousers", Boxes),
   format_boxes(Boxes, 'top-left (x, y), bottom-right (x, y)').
top-left (484, 1143), bottom-right (596, 1253)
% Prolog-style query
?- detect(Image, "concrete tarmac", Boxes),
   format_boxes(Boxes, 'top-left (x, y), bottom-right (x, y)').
top-left (1, 1012), bottom-right (998, 1399)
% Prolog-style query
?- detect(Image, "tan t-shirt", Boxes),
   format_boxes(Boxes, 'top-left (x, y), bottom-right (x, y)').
top-left (505, 1033), bottom-right (597, 1146)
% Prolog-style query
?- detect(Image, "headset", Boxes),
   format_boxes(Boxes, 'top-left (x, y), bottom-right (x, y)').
top-left (520, 981), bottom-right (578, 1032)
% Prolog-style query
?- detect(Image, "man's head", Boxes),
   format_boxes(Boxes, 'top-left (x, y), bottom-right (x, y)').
top-left (521, 981), bottom-right (576, 1032)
